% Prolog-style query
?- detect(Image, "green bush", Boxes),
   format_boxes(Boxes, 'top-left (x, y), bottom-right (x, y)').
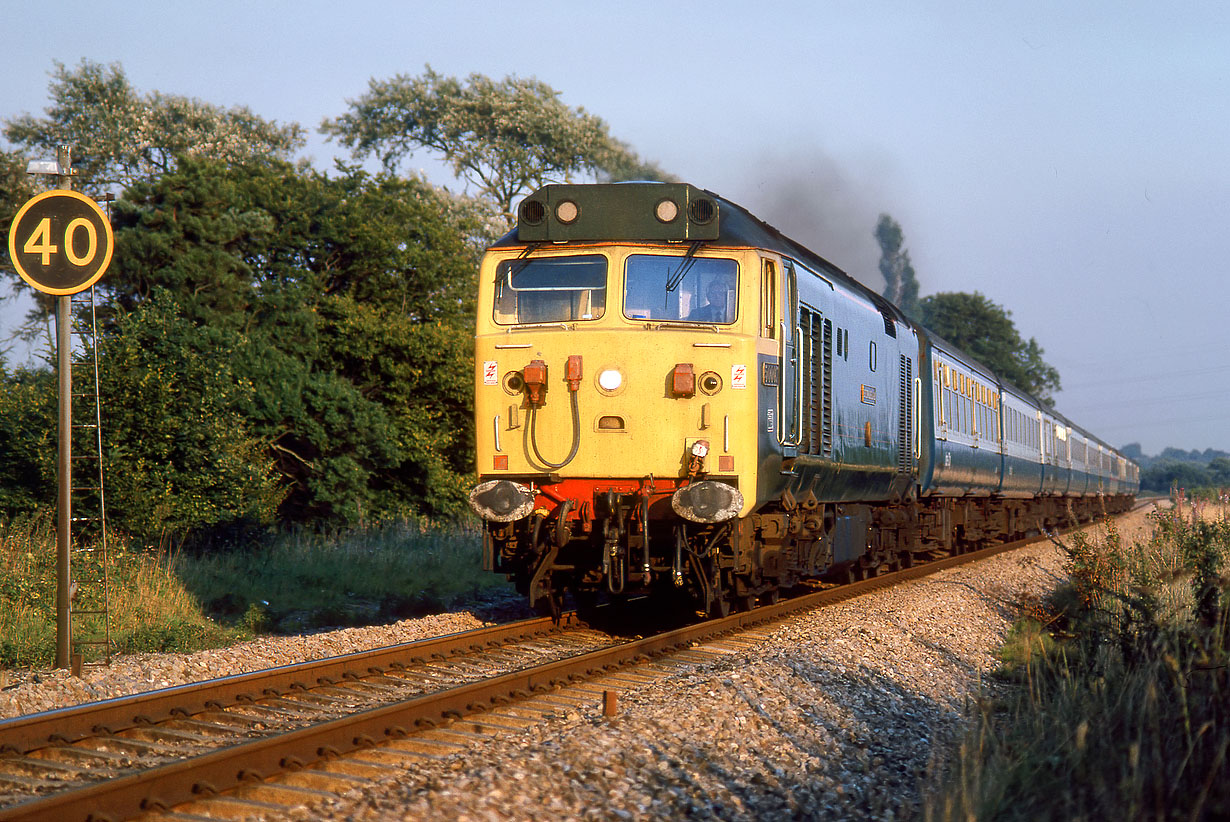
top-left (931, 511), bottom-right (1230, 821)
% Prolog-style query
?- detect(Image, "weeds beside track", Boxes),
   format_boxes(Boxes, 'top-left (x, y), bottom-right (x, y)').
top-left (929, 502), bottom-right (1230, 821)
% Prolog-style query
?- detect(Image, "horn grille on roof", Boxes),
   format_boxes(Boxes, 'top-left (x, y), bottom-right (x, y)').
top-left (688, 197), bottom-right (716, 224)
top-left (519, 199), bottom-right (546, 226)
top-left (516, 183), bottom-right (720, 242)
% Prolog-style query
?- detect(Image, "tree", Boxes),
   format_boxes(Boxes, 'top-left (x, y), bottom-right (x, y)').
top-left (920, 291), bottom-right (1061, 403)
top-left (96, 294), bottom-right (285, 539)
top-left (101, 157), bottom-right (478, 527)
top-left (1141, 461), bottom-right (1212, 493)
top-left (322, 66), bottom-right (669, 223)
top-left (875, 214), bottom-right (921, 320)
top-left (1207, 456), bottom-right (1230, 486)
top-left (109, 156), bottom-right (477, 326)
top-left (0, 148), bottom-right (40, 322)
top-left (4, 60), bottom-right (304, 194)
top-left (0, 362), bottom-right (55, 518)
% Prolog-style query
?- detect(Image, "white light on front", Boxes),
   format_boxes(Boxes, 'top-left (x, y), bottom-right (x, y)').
top-left (655, 199), bottom-right (679, 222)
top-left (556, 200), bottom-right (579, 223)
top-left (598, 369), bottom-right (623, 391)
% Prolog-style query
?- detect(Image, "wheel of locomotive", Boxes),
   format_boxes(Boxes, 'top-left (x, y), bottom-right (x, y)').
top-left (738, 592), bottom-right (757, 612)
top-left (763, 587), bottom-right (781, 606)
top-left (707, 568), bottom-right (733, 619)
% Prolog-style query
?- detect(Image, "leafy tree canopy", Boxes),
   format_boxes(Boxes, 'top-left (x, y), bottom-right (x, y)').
top-left (99, 157), bottom-right (477, 527)
top-left (3, 59), bottom-right (304, 193)
top-left (97, 293), bottom-right (285, 539)
top-left (108, 155), bottom-right (477, 326)
top-left (875, 214), bottom-right (920, 320)
top-left (0, 148), bottom-right (39, 307)
top-left (920, 291), bottom-right (1061, 404)
top-left (0, 362), bottom-right (55, 518)
top-left (322, 66), bottom-right (670, 223)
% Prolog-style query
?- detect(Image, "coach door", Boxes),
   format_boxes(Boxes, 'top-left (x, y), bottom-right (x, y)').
top-left (778, 260), bottom-right (801, 451)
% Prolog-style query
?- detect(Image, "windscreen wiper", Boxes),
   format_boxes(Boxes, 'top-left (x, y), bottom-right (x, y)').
top-left (665, 241), bottom-right (705, 292)
top-left (504, 242), bottom-right (546, 281)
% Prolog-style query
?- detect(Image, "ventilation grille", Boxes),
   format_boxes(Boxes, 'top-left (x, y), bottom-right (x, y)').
top-left (881, 309), bottom-right (897, 338)
top-left (798, 306), bottom-right (833, 458)
top-left (897, 355), bottom-right (913, 473)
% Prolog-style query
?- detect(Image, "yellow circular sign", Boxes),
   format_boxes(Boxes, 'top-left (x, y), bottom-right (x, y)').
top-left (7, 190), bottom-right (114, 295)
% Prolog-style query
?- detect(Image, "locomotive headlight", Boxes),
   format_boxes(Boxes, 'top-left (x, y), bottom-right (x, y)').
top-left (672, 480), bottom-right (743, 523)
top-left (468, 480), bottom-right (536, 523)
top-left (597, 369), bottom-right (623, 392)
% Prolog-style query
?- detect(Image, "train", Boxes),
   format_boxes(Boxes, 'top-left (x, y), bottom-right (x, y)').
top-left (467, 182), bottom-right (1138, 618)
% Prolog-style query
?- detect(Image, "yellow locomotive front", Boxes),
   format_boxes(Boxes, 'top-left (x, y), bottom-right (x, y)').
top-left (469, 184), bottom-right (765, 617)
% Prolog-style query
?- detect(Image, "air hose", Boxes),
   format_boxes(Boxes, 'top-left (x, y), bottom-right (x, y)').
top-left (528, 388), bottom-right (581, 469)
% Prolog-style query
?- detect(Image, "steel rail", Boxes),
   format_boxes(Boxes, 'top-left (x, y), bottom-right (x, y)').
top-left (2, 506), bottom-right (1146, 822)
top-left (0, 614), bottom-right (566, 755)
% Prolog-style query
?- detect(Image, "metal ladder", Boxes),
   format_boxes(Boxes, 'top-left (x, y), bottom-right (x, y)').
top-left (67, 286), bottom-right (112, 663)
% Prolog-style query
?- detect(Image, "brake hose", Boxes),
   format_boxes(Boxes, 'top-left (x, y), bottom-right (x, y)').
top-left (528, 389), bottom-right (581, 469)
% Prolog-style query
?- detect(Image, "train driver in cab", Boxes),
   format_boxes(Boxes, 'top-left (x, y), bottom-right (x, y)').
top-left (688, 272), bottom-right (735, 323)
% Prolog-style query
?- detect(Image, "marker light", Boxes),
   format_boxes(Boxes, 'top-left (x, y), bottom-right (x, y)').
top-left (655, 198), bottom-right (679, 223)
top-left (556, 200), bottom-right (580, 224)
top-left (598, 369), bottom-right (623, 391)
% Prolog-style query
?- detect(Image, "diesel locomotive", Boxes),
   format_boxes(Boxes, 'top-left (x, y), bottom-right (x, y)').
top-left (467, 183), bottom-right (1138, 618)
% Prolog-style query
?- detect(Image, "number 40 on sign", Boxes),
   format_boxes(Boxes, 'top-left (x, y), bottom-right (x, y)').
top-left (7, 190), bottom-right (114, 295)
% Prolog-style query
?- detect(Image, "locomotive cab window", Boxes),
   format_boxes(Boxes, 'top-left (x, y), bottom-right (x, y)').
top-left (623, 254), bottom-right (738, 323)
top-left (494, 255), bottom-right (607, 324)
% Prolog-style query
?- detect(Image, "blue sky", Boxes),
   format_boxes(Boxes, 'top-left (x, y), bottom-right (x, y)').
top-left (4, 1), bottom-right (1228, 455)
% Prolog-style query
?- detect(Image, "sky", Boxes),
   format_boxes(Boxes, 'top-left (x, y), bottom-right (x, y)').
top-left (3, 0), bottom-right (1227, 456)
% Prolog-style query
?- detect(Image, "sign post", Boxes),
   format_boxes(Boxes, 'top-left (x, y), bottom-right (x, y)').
top-left (7, 146), bottom-right (114, 669)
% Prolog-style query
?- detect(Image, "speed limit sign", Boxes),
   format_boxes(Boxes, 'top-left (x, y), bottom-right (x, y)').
top-left (7, 190), bottom-right (114, 295)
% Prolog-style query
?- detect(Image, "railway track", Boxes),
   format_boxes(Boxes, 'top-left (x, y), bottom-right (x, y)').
top-left (0, 509), bottom-right (1146, 822)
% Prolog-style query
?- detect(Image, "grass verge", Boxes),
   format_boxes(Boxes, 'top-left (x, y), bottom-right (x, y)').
top-left (172, 520), bottom-right (507, 634)
top-left (928, 505), bottom-right (1230, 821)
top-left (1, 514), bottom-right (244, 668)
top-left (1, 515), bottom-right (507, 670)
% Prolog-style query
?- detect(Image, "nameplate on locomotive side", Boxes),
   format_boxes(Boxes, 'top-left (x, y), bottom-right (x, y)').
top-left (860, 385), bottom-right (876, 405)
top-left (762, 363), bottom-right (779, 386)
